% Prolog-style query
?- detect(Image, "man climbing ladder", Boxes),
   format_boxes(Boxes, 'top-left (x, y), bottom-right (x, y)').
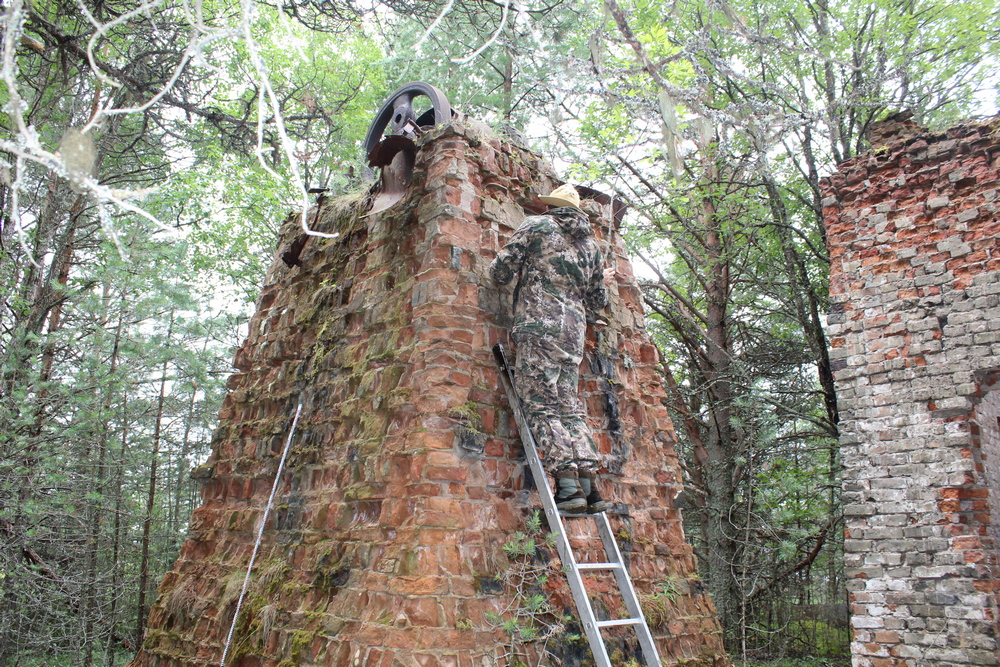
top-left (489, 183), bottom-right (614, 513)
top-left (490, 184), bottom-right (661, 667)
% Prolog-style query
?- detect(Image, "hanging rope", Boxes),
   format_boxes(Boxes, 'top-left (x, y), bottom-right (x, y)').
top-left (218, 401), bottom-right (303, 667)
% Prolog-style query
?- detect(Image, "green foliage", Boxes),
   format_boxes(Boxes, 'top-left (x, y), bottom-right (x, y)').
top-left (738, 657), bottom-right (850, 667)
top-left (486, 511), bottom-right (566, 666)
top-left (785, 620), bottom-right (850, 658)
top-left (520, 0), bottom-right (996, 656)
top-left (2, 0), bottom-right (995, 662)
top-left (0, 1), bottom-right (388, 661)
top-left (502, 532), bottom-right (538, 559)
top-left (640, 577), bottom-right (684, 628)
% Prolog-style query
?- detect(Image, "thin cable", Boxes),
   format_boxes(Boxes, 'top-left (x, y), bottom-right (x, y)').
top-left (218, 401), bottom-right (303, 667)
top-left (451, 0), bottom-right (510, 65)
top-left (412, 0), bottom-right (454, 54)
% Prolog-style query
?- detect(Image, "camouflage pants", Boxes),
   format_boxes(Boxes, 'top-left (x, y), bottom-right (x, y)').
top-left (512, 332), bottom-right (600, 472)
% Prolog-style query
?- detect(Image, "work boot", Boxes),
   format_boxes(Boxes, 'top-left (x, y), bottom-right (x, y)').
top-left (553, 469), bottom-right (587, 514)
top-left (578, 469), bottom-right (608, 514)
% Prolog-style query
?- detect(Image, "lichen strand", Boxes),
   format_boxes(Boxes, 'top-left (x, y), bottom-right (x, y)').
top-left (131, 122), bottom-right (728, 667)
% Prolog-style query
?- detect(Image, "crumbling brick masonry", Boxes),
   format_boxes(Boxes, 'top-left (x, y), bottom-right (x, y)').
top-left (824, 117), bottom-right (1000, 667)
top-left (129, 121), bottom-right (728, 667)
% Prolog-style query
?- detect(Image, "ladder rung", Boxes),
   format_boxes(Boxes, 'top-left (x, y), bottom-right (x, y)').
top-left (494, 343), bottom-right (661, 667)
top-left (596, 618), bottom-right (642, 629)
top-left (576, 562), bottom-right (621, 572)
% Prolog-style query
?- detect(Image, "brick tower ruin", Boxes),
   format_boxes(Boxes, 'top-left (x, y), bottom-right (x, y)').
top-left (130, 121), bottom-right (728, 666)
top-left (824, 117), bottom-right (1000, 667)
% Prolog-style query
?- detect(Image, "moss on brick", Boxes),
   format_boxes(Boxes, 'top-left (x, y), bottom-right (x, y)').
top-left (133, 122), bottom-right (728, 667)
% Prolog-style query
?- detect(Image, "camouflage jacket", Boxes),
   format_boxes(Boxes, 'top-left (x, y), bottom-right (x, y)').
top-left (489, 207), bottom-right (607, 340)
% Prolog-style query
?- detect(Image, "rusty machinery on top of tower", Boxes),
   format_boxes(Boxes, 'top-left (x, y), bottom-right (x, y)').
top-left (281, 82), bottom-right (454, 268)
top-left (280, 82), bottom-right (629, 268)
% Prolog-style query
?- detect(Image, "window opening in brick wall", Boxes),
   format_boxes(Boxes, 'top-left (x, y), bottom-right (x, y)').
top-left (972, 369), bottom-right (1000, 557)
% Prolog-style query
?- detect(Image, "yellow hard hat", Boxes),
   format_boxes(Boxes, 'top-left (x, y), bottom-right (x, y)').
top-left (540, 184), bottom-right (581, 210)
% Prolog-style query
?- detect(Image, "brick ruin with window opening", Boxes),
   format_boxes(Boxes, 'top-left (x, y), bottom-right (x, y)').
top-left (823, 116), bottom-right (1000, 667)
top-left (128, 120), bottom-right (729, 667)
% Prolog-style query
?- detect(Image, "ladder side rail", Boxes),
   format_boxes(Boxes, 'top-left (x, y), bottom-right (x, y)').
top-left (595, 512), bottom-right (662, 667)
top-left (493, 344), bottom-right (614, 667)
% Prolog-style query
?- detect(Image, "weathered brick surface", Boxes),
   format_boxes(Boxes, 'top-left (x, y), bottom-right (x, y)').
top-left (131, 122), bottom-right (728, 666)
top-left (823, 117), bottom-right (1000, 667)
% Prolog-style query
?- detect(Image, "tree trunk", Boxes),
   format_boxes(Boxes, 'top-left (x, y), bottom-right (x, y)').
top-left (763, 176), bottom-right (839, 431)
top-left (106, 392), bottom-right (129, 667)
top-left (135, 315), bottom-right (173, 650)
top-left (699, 185), bottom-right (741, 643)
top-left (83, 309), bottom-right (123, 667)
top-left (0, 198), bottom-right (79, 664)
top-left (174, 386), bottom-right (198, 537)
top-left (502, 48), bottom-right (513, 123)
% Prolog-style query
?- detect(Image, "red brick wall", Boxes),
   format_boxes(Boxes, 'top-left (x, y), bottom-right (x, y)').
top-left (131, 122), bottom-right (728, 667)
top-left (823, 117), bottom-right (1000, 667)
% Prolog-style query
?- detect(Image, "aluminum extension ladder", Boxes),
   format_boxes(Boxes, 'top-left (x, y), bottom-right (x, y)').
top-left (492, 343), bottom-right (662, 667)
